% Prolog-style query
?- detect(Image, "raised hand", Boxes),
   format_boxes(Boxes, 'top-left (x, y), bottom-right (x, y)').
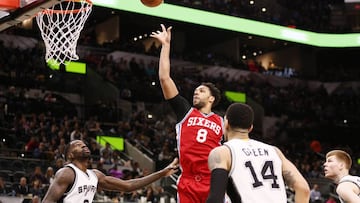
top-left (163, 157), bottom-right (179, 176)
top-left (150, 24), bottom-right (172, 45)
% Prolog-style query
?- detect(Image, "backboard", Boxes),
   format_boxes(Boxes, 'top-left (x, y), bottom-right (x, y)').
top-left (0, 0), bottom-right (60, 32)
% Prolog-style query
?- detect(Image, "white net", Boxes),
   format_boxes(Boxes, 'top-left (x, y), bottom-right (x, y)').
top-left (36, 0), bottom-right (92, 65)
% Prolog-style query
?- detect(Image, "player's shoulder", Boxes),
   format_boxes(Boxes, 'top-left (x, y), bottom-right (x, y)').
top-left (340, 175), bottom-right (360, 184)
top-left (211, 145), bottom-right (230, 154)
top-left (91, 168), bottom-right (105, 178)
top-left (210, 145), bottom-right (231, 160)
top-left (214, 113), bottom-right (224, 120)
top-left (208, 145), bottom-right (231, 167)
top-left (54, 166), bottom-right (76, 183)
top-left (337, 176), bottom-right (360, 194)
top-left (56, 165), bottom-right (73, 174)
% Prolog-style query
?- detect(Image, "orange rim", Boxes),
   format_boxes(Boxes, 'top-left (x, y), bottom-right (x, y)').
top-left (38, 0), bottom-right (92, 15)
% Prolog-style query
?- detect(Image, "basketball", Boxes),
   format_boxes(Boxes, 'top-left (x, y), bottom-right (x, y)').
top-left (141, 0), bottom-right (163, 7)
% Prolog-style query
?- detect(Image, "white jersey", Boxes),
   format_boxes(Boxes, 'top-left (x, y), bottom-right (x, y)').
top-left (338, 175), bottom-right (360, 203)
top-left (224, 139), bottom-right (287, 203)
top-left (61, 163), bottom-right (98, 203)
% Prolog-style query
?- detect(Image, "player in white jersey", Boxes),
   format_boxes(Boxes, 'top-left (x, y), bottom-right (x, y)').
top-left (42, 140), bottom-right (179, 203)
top-left (60, 163), bottom-right (98, 202)
top-left (206, 103), bottom-right (310, 203)
top-left (324, 149), bottom-right (360, 203)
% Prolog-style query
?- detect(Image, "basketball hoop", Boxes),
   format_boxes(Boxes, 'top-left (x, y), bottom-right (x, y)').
top-left (36, 0), bottom-right (92, 65)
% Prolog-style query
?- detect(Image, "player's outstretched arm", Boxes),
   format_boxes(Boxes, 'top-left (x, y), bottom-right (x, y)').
top-left (96, 158), bottom-right (179, 192)
top-left (42, 167), bottom-right (75, 203)
top-left (275, 147), bottom-right (310, 203)
top-left (150, 24), bottom-right (178, 100)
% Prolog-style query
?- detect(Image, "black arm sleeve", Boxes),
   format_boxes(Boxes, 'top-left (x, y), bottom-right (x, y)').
top-left (206, 168), bottom-right (229, 203)
top-left (167, 94), bottom-right (191, 123)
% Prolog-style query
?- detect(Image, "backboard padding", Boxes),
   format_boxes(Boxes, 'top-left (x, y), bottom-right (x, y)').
top-left (0, 0), bottom-right (61, 32)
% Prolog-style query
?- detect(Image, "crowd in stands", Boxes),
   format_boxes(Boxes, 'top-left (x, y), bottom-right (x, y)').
top-left (1, 3), bottom-right (360, 200)
top-left (0, 35), bottom-right (360, 203)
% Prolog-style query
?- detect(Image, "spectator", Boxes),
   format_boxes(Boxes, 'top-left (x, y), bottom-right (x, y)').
top-left (54, 138), bottom-right (66, 160)
top-left (53, 158), bottom-right (65, 172)
top-left (31, 195), bottom-right (40, 203)
top-left (111, 150), bottom-right (123, 165)
top-left (157, 144), bottom-right (174, 169)
top-left (131, 161), bottom-right (143, 178)
top-left (29, 166), bottom-right (47, 185)
top-left (29, 179), bottom-right (44, 199)
top-left (70, 122), bottom-right (83, 141)
top-left (44, 167), bottom-right (55, 185)
top-left (108, 164), bottom-right (124, 179)
top-left (100, 142), bottom-right (113, 164)
top-left (145, 184), bottom-right (164, 203)
top-left (0, 177), bottom-right (10, 196)
top-left (88, 121), bottom-right (104, 138)
top-left (310, 183), bottom-right (323, 203)
top-left (13, 176), bottom-right (30, 197)
top-left (96, 161), bottom-right (108, 175)
top-left (25, 136), bottom-right (39, 153)
top-left (89, 141), bottom-right (101, 161)
top-left (33, 142), bottom-right (47, 159)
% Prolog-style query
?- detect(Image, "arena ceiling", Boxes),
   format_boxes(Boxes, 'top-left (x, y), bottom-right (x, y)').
top-left (1, 0), bottom-right (360, 57)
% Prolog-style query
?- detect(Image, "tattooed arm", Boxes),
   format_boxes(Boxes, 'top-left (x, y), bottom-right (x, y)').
top-left (275, 147), bottom-right (310, 203)
top-left (206, 146), bottom-right (231, 203)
